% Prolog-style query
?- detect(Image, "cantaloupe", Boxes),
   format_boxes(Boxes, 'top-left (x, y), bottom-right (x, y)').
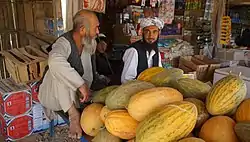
top-left (199, 116), bottom-right (239, 142)
top-left (80, 103), bottom-right (104, 136)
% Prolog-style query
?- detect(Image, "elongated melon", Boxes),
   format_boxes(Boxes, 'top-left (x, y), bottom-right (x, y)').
top-left (150, 68), bottom-right (184, 86)
top-left (128, 87), bottom-right (183, 121)
top-left (105, 110), bottom-right (139, 140)
top-left (105, 80), bottom-right (155, 110)
top-left (173, 78), bottom-right (211, 100)
top-left (137, 67), bottom-right (166, 82)
top-left (136, 101), bottom-right (197, 142)
top-left (92, 85), bottom-right (119, 104)
top-left (184, 98), bottom-right (209, 128)
top-left (206, 75), bottom-right (247, 115)
top-left (100, 106), bottom-right (111, 122)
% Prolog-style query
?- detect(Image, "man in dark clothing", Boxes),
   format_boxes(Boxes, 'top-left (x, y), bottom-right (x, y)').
top-left (121, 17), bottom-right (164, 83)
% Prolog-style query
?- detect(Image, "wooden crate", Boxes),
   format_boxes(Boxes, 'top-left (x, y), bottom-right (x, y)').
top-left (179, 56), bottom-right (209, 81)
top-left (179, 55), bottom-right (221, 82)
top-left (193, 55), bottom-right (221, 81)
top-left (0, 46), bottom-right (48, 83)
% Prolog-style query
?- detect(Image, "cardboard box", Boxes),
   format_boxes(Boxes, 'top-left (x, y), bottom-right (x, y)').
top-left (0, 78), bottom-right (32, 118)
top-left (27, 81), bottom-right (40, 104)
top-left (213, 66), bottom-right (250, 99)
top-left (32, 104), bottom-right (57, 133)
top-left (0, 113), bottom-right (33, 141)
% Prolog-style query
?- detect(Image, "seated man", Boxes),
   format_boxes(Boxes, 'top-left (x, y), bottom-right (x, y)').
top-left (121, 17), bottom-right (164, 83)
top-left (38, 10), bottom-right (99, 139)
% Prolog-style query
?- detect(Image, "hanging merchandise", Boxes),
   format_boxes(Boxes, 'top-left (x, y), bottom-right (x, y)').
top-left (150, 0), bottom-right (158, 7)
top-left (159, 0), bottom-right (175, 24)
top-left (220, 16), bottom-right (231, 45)
top-left (203, 0), bottom-right (213, 20)
top-left (82, 0), bottom-right (106, 13)
top-left (141, 0), bottom-right (146, 6)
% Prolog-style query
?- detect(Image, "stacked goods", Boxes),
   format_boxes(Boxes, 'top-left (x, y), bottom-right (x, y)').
top-left (81, 67), bottom-right (248, 142)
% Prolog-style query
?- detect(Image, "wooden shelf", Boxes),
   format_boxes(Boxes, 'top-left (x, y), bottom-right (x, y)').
top-left (27, 32), bottom-right (57, 44)
top-left (230, 1), bottom-right (250, 6)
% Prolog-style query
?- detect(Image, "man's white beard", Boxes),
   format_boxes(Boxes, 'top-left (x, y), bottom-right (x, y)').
top-left (81, 36), bottom-right (97, 54)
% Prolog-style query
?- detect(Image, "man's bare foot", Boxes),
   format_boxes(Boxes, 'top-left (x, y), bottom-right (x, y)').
top-left (68, 104), bottom-right (82, 139)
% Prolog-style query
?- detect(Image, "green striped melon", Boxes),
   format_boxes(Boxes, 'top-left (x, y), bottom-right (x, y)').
top-left (150, 68), bottom-right (184, 87)
top-left (184, 98), bottom-right (209, 128)
top-left (105, 80), bottom-right (155, 110)
top-left (92, 85), bottom-right (119, 104)
top-left (136, 101), bottom-right (198, 142)
top-left (206, 75), bottom-right (247, 115)
top-left (173, 78), bottom-right (211, 100)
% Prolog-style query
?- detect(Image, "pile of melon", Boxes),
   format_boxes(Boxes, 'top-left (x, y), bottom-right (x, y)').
top-left (80, 67), bottom-right (250, 142)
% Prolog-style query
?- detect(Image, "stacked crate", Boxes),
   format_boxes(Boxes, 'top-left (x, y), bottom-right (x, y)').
top-left (0, 78), bottom-right (33, 141)
top-left (0, 46), bottom-right (66, 141)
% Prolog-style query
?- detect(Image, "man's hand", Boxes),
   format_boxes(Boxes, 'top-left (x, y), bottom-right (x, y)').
top-left (78, 84), bottom-right (90, 103)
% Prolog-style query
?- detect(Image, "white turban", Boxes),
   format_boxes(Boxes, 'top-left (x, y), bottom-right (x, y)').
top-left (140, 17), bottom-right (165, 30)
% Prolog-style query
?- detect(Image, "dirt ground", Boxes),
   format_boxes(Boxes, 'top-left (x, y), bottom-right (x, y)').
top-left (0, 125), bottom-right (93, 142)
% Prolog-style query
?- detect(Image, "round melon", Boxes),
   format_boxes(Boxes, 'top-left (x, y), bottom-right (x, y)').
top-left (184, 98), bottom-right (209, 128)
top-left (105, 110), bottom-right (138, 140)
top-left (136, 101), bottom-right (198, 142)
top-left (128, 87), bottom-right (183, 121)
top-left (105, 80), bottom-right (155, 110)
top-left (100, 106), bottom-right (111, 122)
top-left (236, 99), bottom-right (250, 122)
top-left (80, 103), bottom-right (104, 136)
top-left (173, 78), bottom-right (211, 100)
top-left (178, 137), bottom-right (205, 142)
top-left (92, 128), bottom-right (121, 142)
top-left (199, 116), bottom-right (239, 142)
top-left (234, 122), bottom-right (250, 142)
top-left (206, 75), bottom-right (247, 115)
top-left (92, 85), bottom-right (119, 104)
top-left (137, 67), bottom-right (166, 82)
